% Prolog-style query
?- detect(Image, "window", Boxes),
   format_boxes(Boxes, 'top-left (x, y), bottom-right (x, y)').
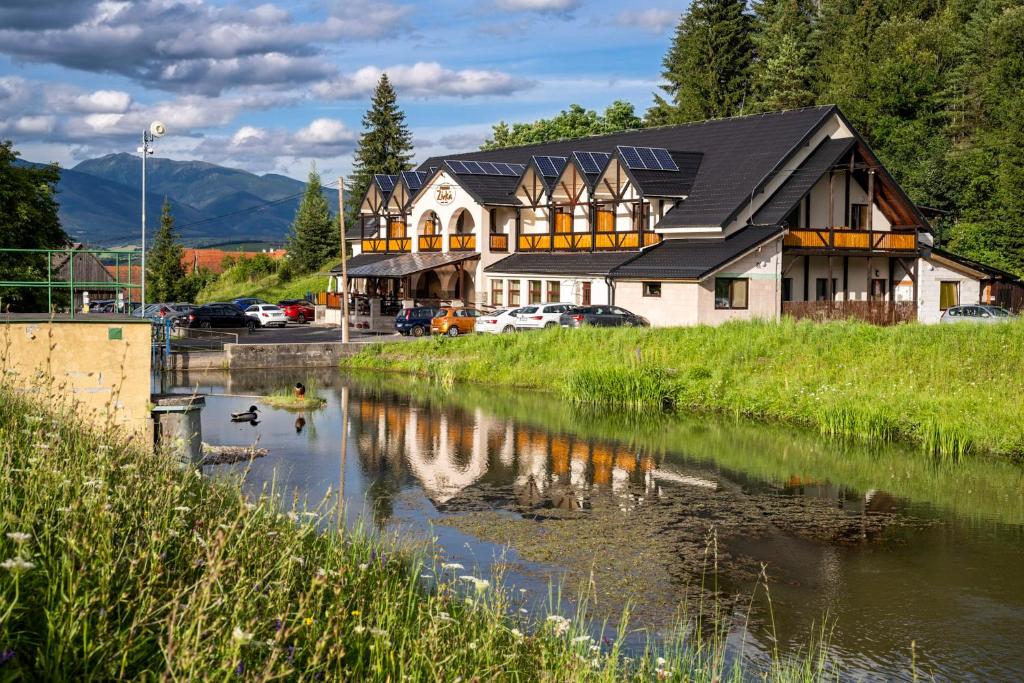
top-left (940, 281), bottom-right (959, 310)
top-left (851, 204), bottom-right (869, 230)
top-left (581, 281), bottom-right (591, 306)
top-left (782, 278), bottom-right (793, 302)
top-left (546, 280), bottom-right (560, 302)
top-left (714, 278), bottom-right (748, 309)
top-left (642, 282), bottom-right (662, 298)
top-left (816, 278), bottom-right (839, 302)
top-left (529, 280), bottom-right (542, 304)
top-left (870, 278), bottom-right (888, 302)
top-left (508, 280), bottom-right (521, 306)
top-left (491, 280), bottom-right (503, 306)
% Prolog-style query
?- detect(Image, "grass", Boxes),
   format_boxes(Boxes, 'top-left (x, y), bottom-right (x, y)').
top-left (341, 318), bottom-right (1024, 461)
top-left (263, 381), bottom-right (328, 410)
top-left (0, 387), bottom-right (838, 681)
top-left (196, 267), bottom-right (329, 305)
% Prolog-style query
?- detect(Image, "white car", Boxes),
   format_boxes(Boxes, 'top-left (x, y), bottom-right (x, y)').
top-left (513, 303), bottom-right (574, 331)
top-left (475, 308), bottom-right (520, 334)
top-left (245, 304), bottom-right (288, 328)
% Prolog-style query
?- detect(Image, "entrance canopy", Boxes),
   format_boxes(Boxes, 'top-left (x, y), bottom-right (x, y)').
top-left (332, 251), bottom-right (479, 279)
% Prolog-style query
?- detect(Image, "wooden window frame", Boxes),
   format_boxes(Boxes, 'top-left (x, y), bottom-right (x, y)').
top-left (546, 280), bottom-right (561, 303)
top-left (491, 279), bottom-right (504, 307)
top-left (508, 280), bottom-right (521, 306)
top-left (642, 281), bottom-right (662, 298)
top-left (939, 280), bottom-right (960, 311)
top-left (528, 280), bottom-right (542, 304)
top-left (714, 278), bottom-right (749, 310)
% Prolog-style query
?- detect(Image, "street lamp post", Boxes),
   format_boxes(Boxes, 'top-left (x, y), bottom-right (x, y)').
top-left (139, 121), bottom-right (166, 314)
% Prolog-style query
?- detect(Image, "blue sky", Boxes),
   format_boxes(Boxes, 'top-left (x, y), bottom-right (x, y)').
top-left (0, 0), bottom-right (685, 180)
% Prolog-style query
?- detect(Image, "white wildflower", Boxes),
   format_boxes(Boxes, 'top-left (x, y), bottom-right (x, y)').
top-left (358, 563), bottom-right (369, 572)
top-left (510, 628), bottom-right (524, 639)
top-left (1, 557), bottom-right (35, 573)
top-left (353, 625), bottom-right (366, 634)
top-left (458, 575), bottom-right (490, 593)
top-left (437, 611), bottom-right (454, 623)
top-left (6, 532), bottom-right (30, 545)
top-left (84, 479), bottom-right (102, 487)
top-left (370, 627), bottom-right (387, 638)
top-left (441, 562), bottom-right (464, 571)
top-left (572, 635), bottom-right (591, 644)
top-left (463, 597), bottom-right (473, 605)
top-left (656, 657), bottom-right (666, 666)
top-left (290, 556), bottom-right (305, 565)
top-left (231, 626), bottom-right (253, 644)
top-left (173, 506), bottom-right (191, 513)
top-left (546, 615), bottom-right (571, 636)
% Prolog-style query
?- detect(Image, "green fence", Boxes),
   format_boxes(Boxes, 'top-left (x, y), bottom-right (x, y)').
top-left (0, 247), bottom-right (142, 318)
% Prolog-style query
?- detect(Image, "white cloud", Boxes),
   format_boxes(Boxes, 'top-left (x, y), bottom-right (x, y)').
top-left (294, 118), bottom-right (354, 146)
top-left (613, 8), bottom-right (677, 33)
top-left (315, 62), bottom-right (534, 100)
top-left (8, 115), bottom-right (56, 134)
top-left (73, 90), bottom-right (132, 113)
top-left (495, 0), bottom-right (581, 14)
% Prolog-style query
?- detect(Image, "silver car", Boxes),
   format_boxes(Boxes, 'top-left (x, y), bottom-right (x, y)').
top-left (940, 304), bottom-right (1015, 323)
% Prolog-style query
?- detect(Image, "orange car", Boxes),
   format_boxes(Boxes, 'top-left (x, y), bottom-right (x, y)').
top-left (430, 307), bottom-right (482, 337)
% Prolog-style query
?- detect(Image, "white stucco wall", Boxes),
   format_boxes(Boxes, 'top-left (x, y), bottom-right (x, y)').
top-left (615, 281), bottom-right (699, 327)
top-left (781, 254), bottom-right (895, 302)
top-left (918, 256), bottom-right (983, 323)
top-left (805, 171), bottom-right (891, 230)
top-left (484, 275), bottom-right (610, 307)
top-left (696, 238), bottom-right (782, 324)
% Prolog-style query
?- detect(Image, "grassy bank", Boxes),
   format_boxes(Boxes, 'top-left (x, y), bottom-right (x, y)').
top-left (0, 389), bottom-right (833, 680)
top-left (196, 261), bottom-right (330, 304)
top-left (342, 319), bottom-right (1024, 460)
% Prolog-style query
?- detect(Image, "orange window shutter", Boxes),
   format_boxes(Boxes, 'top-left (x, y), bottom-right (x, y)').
top-left (597, 210), bottom-right (614, 232)
top-left (556, 212), bottom-right (572, 233)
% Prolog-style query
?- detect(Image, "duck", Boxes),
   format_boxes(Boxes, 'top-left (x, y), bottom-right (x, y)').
top-left (231, 405), bottom-right (260, 422)
top-left (294, 382), bottom-right (306, 399)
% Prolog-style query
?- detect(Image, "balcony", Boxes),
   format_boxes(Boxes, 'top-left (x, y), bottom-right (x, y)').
top-left (517, 231), bottom-right (661, 252)
top-left (449, 234), bottom-right (476, 251)
top-left (361, 237), bottom-right (411, 253)
top-left (489, 233), bottom-right (509, 252)
top-left (784, 228), bottom-right (917, 254)
top-left (419, 235), bottom-right (442, 252)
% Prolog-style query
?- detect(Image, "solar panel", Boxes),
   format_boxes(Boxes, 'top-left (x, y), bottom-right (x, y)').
top-left (652, 148), bottom-right (679, 171)
top-left (534, 156), bottom-right (566, 178)
top-left (402, 171), bottom-right (426, 191)
top-left (616, 146), bottom-right (679, 172)
top-left (508, 163), bottom-right (526, 175)
top-left (574, 151), bottom-right (611, 175)
top-left (447, 160), bottom-right (469, 174)
top-left (374, 174), bottom-right (396, 192)
top-left (462, 161), bottom-right (485, 174)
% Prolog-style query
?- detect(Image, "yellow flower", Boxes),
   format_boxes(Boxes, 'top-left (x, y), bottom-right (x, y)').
top-left (351, 610), bottom-right (361, 617)
top-left (304, 617), bottom-right (314, 626)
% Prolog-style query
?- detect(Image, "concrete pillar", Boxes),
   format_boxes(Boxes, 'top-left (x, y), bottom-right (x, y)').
top-left (152, 394), bottom-right (205, 468)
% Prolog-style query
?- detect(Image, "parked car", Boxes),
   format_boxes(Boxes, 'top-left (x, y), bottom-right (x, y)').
top-left (232, 297), bottom-right (267, 310)
top-left (278, 299), bottom-right (315, 324)
top-left (430, 307), bottom-right (482, 337)
top-left (245, 303), bottom-right (288, 328)
top-left (186, 303), bottom-right (256, 330)
top-left (132, 303), bottom-right (185, 324)
top-left (559, 305), bottom-right (650, 328)
top-left (475, 308), bottom-right (522, 334)
top-left (512, 303), bottom-right (575, 331)
top-left (940, 304), bottom-right (1015, 323)
top-left (395, 306), bottom-right (441, 336)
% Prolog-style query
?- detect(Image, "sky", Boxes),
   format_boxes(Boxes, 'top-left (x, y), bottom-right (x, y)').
top-left (0, 0), bottom-right (684, 181)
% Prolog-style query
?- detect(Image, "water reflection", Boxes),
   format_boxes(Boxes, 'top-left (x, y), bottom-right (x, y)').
top-left (169, 369), bottom-right (1024, 683)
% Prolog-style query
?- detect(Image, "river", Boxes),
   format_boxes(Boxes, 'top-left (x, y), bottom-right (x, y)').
top-left (167, 368), bottom-right (1024, 682)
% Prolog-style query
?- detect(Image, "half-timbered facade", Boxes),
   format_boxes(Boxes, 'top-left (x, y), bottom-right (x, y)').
top-left (332, 105), bottom-right (1018, 326)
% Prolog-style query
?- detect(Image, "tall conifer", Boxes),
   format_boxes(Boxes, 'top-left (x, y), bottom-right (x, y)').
top-left (749, 0), bottom-right (817, 112)
top-left (146, 199), bottom-right (186, 302)
top-left (286, 167), bottom-right (337, 274)
top-left (646, 0), bottom-right (754, 125)
top-left (348, 75), bottom-right (414, 224)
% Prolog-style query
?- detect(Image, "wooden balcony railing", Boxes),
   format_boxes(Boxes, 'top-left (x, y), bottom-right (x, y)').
top-left (361, 237), bottom-right (411, 253)
top-left (489, 234), bottom-right (509, 252)
top-left (418, 235), bottom-right (441, 252)
top-left (518, 231), bottom-right (661, 252)
top-left (784, 228), bottom-right (917, 253)
top-left (315, 292), bottom-right (342, 308)
top-left (449, 234), bottom-right (476, 251)
top-left (783, 301), bottom-right (917, 325)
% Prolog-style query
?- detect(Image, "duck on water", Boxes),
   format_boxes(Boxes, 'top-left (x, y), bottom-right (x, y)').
top-left (231, 405), bottom-right (260, 422)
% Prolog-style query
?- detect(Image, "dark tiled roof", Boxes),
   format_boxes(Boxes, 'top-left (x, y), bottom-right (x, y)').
top-left (930, 248), bottom-right (1023, 282)
top-left (625, 151), bottom-right (703, 197)
top-left (417, 107), bottom-right (835, 227)
top-left (610, 226), bottom-right (785, 280)
top-left (331, 252), bottom-right (478, 278)
top-left (751, 137), bottom-right (854, 226)
top-left (485, 251), bottom-right (638, 276)
top-left (344, 222), bottom-right (363, 240)
top-left (446, 172), bottom-right (522, 205)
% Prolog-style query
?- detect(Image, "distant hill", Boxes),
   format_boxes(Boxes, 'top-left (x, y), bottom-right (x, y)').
top-left (25, 154), bottom-right (337, 247)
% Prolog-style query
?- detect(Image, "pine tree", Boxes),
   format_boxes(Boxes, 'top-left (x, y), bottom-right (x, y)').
top-left (749, 0), bottom-right (817, 112)
top-left (646, 0), bottom-right (754, 125)
top-left (348, 75), bottom-right (414, 224)
top-left (286, 166), bottom-right (338, 274)
top-left (146, 199), bottom-right (186, 302)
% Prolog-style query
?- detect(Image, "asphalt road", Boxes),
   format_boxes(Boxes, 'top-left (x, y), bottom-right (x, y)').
top-left (236, 324), bottom-right (408, 345)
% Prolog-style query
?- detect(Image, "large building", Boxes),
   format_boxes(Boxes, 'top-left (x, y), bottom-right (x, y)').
top-left (332, 105), bottom-right (1021, 327)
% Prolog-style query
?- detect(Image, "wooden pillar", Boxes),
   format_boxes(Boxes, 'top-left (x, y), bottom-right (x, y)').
top-left (514, 207), bottom-right (521, 252)
top-left (548, 204), bottom-right (555, 252)
top-left (803, 255), bottom-right (810, 302)
top-left (842, 255), bottom-right (849, 301)
top-left (867, 170), bottom-right (875, 231)
top-left (827, 170), bottom-right (835, 308)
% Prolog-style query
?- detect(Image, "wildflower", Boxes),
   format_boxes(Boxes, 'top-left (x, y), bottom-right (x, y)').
top-left (351, 610), bottom-right (361, 617)
top-left (437, 612), bottom-right (453, 623)
top-left (1, 557), bottom-right (35, 573)
top-left (441, 562), bottom-right (464, 571)
top-left (5, 532), bottom-right (30, 545)
top-left (315, 567), bottom-right (327, 578)
top-left (358, 563), bottom-right (368, 571)
top-left (290, 556), bottom-right (305, 565)
top-left (235, 661), bottom-right (244, 676)
top-left (370, 627), bottom-right (387, 638)
top-left (468, 641), bottom-right (478, 650)
top-left (0, 649), bottom-right (13, 664)
top-left (303, 617), bottom-right (314, 626)
top-left (173, 506), bottom-right (191, 513)
top-left (353, 626), bottom-right (366, 634)
top-left (546, 615), bottom-right (571, 637)
top-left (84, 479), bottom-right (102, 487)
top-left (231, 626), bottom-right (253, 644)
top-left (458, 575), bottom-right (490, 593)
top-left (509, 628), bottom-right (523, 639)
top-left (572, 635), bottom-right (591, 644)
top-left (656, 657), bottom-right (666, 667)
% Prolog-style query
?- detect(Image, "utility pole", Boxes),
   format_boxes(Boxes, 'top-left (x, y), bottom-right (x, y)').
top-left (339, 177), bottom-right (350, 343)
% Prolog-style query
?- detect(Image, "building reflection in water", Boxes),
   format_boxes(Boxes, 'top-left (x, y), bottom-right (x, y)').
top-left (348, 391), bottom-right (697, 518)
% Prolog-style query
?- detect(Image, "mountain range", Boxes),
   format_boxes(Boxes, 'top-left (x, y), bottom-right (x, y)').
top-left (28, 153), bottom-right (336, 247)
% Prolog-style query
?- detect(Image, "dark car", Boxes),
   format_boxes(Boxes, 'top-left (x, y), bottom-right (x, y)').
top-left (559, 305), bottom-right (649, 328)
top-left (395, 307), bottom-right (440, 337)
top-left (232, 297), bottom-right (268, 310)
top-left (278, 299), bottom-right (315, 324)
top-left (186, 303), bottom-right (256, 330)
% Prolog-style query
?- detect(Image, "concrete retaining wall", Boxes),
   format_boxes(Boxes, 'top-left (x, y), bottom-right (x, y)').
top-left (166, 342), bottom-right (373, 370)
